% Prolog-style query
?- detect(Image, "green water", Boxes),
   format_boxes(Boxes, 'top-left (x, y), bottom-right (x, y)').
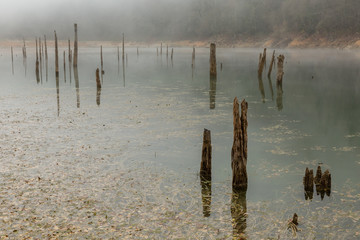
top-left (0, 46), bottom-right (359, 239)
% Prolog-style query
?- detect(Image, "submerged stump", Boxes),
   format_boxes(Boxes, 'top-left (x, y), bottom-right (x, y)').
top-left (231, 98), bottom-right (248, 191)
top-left (276, 54), bottom-right (285, 83)
top-left (210, 43), bottom-right (216, 76)
top-left (200, 129), bottom-right (212, 180)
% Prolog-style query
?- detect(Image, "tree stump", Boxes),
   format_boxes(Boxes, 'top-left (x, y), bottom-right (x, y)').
top-left (232, 98), bottom-right (248, 191)
top-left (210, 43), bottom-right (216, 76)
top-left (276, 54), bottom-right (285, 83)
top-left (200, 129), bottom-right (212, 180)
top-left (257, 48), bottom-right (266, 77)
top-left (303, 167), bottom-right (314, 200)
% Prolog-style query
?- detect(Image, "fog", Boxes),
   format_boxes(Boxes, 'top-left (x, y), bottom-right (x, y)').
top-left (1, 0), bottom-right (359, 42)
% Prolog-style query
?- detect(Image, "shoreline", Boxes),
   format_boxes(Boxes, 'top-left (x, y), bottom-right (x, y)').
top-left (1, 34), bottom-right (359, 49)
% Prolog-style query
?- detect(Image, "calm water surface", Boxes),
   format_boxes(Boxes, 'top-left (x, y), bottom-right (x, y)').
top-left (0, 46), bottom-right (359, 239)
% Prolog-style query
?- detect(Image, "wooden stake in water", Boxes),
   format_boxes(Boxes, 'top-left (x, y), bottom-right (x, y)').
top-left (231, 98), bottom-right (248, 191)
top-left (210, 43), bottom-right (216, 76)
top-left (55, 31), bottom-right (59, 77)
top-left (11, 46), bottom-right (14, 75)
top-left (96, 68), bottom-right (101, 106)
top-left (39, 37), bottom-right (43, 83)
top-left (73, 23), bottom-right (78, 68)
top-left (100, 45), bottom-right (104, 83)
top-left (276, 54), bottom-right (285, 83)
top-left (63, 51), bottom-right (66, 83)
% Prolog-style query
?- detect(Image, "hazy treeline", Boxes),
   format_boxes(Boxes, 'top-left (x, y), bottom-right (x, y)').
top-left (1, 0), bottom-right (359, 41)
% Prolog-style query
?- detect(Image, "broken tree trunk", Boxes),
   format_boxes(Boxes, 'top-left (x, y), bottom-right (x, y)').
top-left (303, 167), bottom-right (314, 200)
top-left (210, 43), bottom-right (216, 76)
top-left (276, 54), bottom-right (285, 83)
top-left (54, 31), bottom-right (59, 77)
top-left (268, 50), bottom-right (275, 78)
top-left (73, 23), bottom-right (78, 68)
top-left (231, 98), bottom-right (248, 191)
top-left (257, 48), bottom-right (266, 77)
top-left (200, 129), bottom-right (212, 180)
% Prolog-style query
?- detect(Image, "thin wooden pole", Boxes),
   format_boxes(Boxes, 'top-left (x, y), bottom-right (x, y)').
top-left (73, 23), bottom-right (78, 67)
top-left (54, 31), bottom-right (59, 77)
top-left (210, 43), bottom-right (216, 76)
top-left (63, 51), bottom-right (66, 83)
top-left (122, 33), bottom-right (125, 61)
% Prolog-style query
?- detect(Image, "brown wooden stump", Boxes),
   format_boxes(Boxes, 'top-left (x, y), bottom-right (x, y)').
top-left (268, 50), bottom-right (275, 78)
top-left (303, 167), bottom-right (314, 200)
top-left (292, 213), bottom-right (298, 225)
top-left (232, 98), bottom-right (248, 191)
top-left (73, 23), bottom-right (78, 68)
top-left (210, 43), bottom-right (216, 76)
top-left (200, 129), bottom-right (212, 180)
top-left (257, 48), bottom-right (266, 77)
top-left (276, 54), bottom-right (285, 83)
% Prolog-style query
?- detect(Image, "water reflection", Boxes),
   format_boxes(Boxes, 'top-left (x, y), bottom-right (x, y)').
top-left (257, 75), bottom-right (265, 103)
top-left (231, 190), bottom-right (247, 239)
top-left (96, 86), bottom-right (101, 106)
top-left (56, 72), bottom-right (60, 116)
top-left (209, 75), bottom-right (217, 109)
top-left (74, 66), bottom-right (80, 108)
top-left (122, 58), bottom-right (126, 87)
top-left (267, 76), bottom-right (274, 101)
top-left (200, 177), bottom-right (211, 217)
top-left (276, 81), bottom-right (283, 111)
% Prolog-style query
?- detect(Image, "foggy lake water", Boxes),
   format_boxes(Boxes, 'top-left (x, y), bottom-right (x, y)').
top-left (0, 46), bottom-right (359, 239)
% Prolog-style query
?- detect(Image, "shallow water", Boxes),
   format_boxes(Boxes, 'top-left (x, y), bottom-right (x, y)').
top-left (0, 46), bottom-right (359, 239)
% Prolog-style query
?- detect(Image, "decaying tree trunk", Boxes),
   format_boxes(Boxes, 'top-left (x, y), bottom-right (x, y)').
top-left (231, 98), bottom-right (248, 191)
top-left (210, 43), bottom-right (216, 76)
top-left (276, 54), bottom-right (285, 83)
top-left (268, 50), bottom-right (275, 77)
top-left (200, 129), bottom-right (212, 180)
top-left (73, 23), bottom-right (78, 68)
top-left (54, 31), bottom-right (59, 77)
top-left (303, 167), bottom-right (314, 200)
top-left (257, 48), bottom-right (266, 77)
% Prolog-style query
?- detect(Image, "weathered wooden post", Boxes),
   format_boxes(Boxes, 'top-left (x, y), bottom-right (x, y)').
top-left (257, 48), bottom-right (266, 77)
top-left (210, 43), bottom-right (216, 76)
top-left (11, 46), bottom-right (14, 75)
top-left (276, 54), bottom-right (285, 83)
top-left (200, 128), bottom-right (212, 217)
top-left (200, 129), bottom-right (212, 180)
top-left (231, 98), bottom-right (248, 191)
top-left (171, 48), bottom-right (173, 61)
top-left (54, 31), bottom-right (59, 77)
top-left (63, 51), bottom-right (66, 83)
top-left (267, 50), bottom-right (275, 78)
top-left (73, 23), bottom-right (78, 68)
top-left (303, 167), bottom-right (314, 200)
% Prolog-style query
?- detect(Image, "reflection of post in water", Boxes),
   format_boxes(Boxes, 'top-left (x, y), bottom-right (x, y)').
top-left (171, 48), bottom-right (173, 67)
top-left (209, 74), bottom-right (217, 109)
top-left (35, 38), bottom-right (40, 84)
top-left (45, 35), bottom-right (48, 82)
top-left (303, 167), bottom-right (314, 200)
top-left (74, 66), bottom-right (80, 108)
top-left (68, 39), bottom-right (72, 83)
top-left (63, 51), bottom-right (66, 83)
top-left (56, 68), bottom-right (60, 116)
top-left (39, 37), bottom-right (42, 83)
top-left (231, 189), bottom-right (247, 238)
top-left (96, 68), bottom-right (101, 106)
top-left (257, 75), bottom-right (265, 103)
top-left (117, 46), bottom-right (120, 75)
top-left (314, 166), bottom-right (331, 200)
top-left (267, 76), bottom-right (274, 101)
top-left (200, 129), bottom-right (212, 217)
top-left (22, 39), bottom-right (27, 76)
top-left (276, 80), bottom-right (283, 111)
top-left (122, 56), bottom-right (126, 87)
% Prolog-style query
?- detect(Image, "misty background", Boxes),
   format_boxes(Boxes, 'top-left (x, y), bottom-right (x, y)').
top-left (1, 0), bottom-right (359, 41)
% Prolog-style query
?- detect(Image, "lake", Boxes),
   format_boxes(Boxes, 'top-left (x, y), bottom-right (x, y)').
top-left (0, 45), bottom-right (359, 239)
